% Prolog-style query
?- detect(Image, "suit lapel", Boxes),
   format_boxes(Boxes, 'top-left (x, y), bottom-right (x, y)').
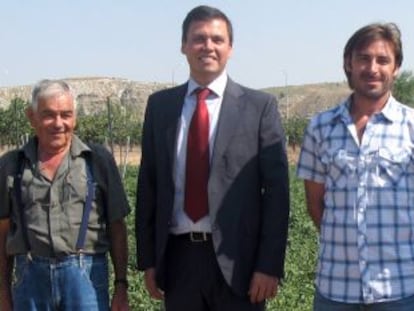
top-left (210, 79), bottom-right (244, 171)
top-left (166, 80), bottom-right (244, 181)
top-left (165, 83), bottom-right (188, 170)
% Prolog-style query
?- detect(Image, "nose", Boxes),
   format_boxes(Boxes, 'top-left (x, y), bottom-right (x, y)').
top-left (53, 115), bottom-right (64, 128)
top-left (203, 38), bottom-right (213, 50)
top-left (367, 59), bottom-right (380, 73)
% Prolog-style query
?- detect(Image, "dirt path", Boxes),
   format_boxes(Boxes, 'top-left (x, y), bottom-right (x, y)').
top-left (112, 145), bottom-right (141, 165)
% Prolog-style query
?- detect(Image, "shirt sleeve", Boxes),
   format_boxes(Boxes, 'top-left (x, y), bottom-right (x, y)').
top-left (296, 117), bottom-right (326, 183)
top-left (0, 152), bottom-right (17, 219)
top-left (93, 146), bottom-right (130, 223)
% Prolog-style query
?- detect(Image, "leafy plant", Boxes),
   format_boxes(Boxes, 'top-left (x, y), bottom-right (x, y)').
top-left (283, 117), bottom-right (309, 150)
top-left (0, 97), bottom-right (32, 146)
top-left (393, 70), bottom-right (414, 107)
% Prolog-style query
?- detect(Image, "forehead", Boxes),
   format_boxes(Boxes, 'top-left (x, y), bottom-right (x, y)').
top-left (37, 93), bottom-right (74, 111)
top-left (187, 18), bottom-right (229, 36)
top-left (354, 39), bottom-right (395, 56)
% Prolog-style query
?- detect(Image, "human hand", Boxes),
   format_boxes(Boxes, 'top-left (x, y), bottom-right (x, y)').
top-left (0, 290), bottom-right (13, 311)
top-left (144, 268), bottom-right (164, 300)
top-left (111, 283), bottom-right (129, 311)
top-left (248, 272), bottom-right (279, 303)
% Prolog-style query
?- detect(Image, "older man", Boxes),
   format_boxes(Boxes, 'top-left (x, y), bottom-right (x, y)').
top-left (0, 79), bottom-right (130, 310)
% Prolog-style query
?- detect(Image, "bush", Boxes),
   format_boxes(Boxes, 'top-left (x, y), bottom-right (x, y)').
top-left (393, 70), bottom-right (414, 107)
top-left (283, 117), bottom-right (309, 150)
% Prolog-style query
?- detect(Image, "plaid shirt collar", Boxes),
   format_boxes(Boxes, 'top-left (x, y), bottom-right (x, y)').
top-left (329, 94), bottom-right (400, 125)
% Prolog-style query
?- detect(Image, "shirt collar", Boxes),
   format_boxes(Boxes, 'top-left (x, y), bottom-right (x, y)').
top-left (186, 70), bottom-right (228, 97)
top-left (330, 94), bottom-right (400, 124)
top-left (320, 97), bottom-right (352, 125)
top-left (69, 135), bottom-right (91, 157)
top-left (379, 95), bottom-right (400, 122)
top-left (20, 134), bottom-right (91, 163)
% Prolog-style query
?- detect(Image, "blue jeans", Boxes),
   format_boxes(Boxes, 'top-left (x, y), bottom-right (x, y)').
top-left (12, 254), bottom-right (109, 311)
top-left (314, 290), bottom-right (414, 311)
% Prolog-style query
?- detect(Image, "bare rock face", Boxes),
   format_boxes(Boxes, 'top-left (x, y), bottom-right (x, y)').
top-left (0, 77), bottom-right (172, 118)
top-left (0, 85), bottom-right (30, 109)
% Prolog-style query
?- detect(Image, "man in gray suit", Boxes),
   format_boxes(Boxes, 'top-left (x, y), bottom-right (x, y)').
top-left (136, 5), bottom-right (289, 311)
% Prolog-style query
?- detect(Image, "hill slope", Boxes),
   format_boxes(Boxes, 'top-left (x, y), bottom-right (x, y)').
top-left (0, 77), bottom-right (351, 119)
top-left (0, 77), bottom-right (172, 119)
top-left (264, 82), bottom-right (350, 119)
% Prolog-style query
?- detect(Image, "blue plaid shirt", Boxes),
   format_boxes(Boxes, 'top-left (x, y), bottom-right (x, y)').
top-left (297, 95), bottom-right (414, 304)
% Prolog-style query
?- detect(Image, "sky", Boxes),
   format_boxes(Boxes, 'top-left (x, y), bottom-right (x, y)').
top-left (1, 0), bottom-right (413, 89)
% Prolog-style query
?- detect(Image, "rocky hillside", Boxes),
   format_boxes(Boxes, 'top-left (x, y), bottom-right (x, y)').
top-left (0, 77), bottom-right (351, 119)
top-left (264, 82), bottom-right (351, 119)
top-left (0, 77), bottom-right (172, 119)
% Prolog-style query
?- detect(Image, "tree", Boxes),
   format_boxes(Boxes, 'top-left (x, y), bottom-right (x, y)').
top-left (0, 97), bottom-right (142, 151)
top-left (75, 104), bottom-right (142, 148)
top-left (0, 97), bottom-right (32, 147)
top-left (393, 70), bottom-right (414, 107)
top-left (75, 113), bottom-right (108, 144)
top-left (283, 116), bottom-right (308, 150)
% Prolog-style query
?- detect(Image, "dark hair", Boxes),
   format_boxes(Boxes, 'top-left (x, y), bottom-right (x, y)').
top-left (182, 5), bottom-right (233, 45)
top-left (343, 22), bottom-right (403, 87)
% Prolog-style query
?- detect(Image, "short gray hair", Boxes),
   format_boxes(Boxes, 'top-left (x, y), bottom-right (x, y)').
top-left (31, 79), bottom-right (76, 111)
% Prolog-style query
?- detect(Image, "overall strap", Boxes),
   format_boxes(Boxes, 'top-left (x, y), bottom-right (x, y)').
top-left (13, 154), bottom-right (31, 253)
top-left (15, 151), bottom-right (96, 255)
top-left (75, 155), bottom-right (95, 251)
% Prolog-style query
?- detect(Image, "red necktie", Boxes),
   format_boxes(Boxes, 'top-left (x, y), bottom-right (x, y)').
top-left (185, 88), bottom-right (210, 222)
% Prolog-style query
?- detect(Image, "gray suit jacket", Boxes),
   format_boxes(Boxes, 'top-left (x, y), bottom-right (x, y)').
top-left (136, 78), bottom-right (290, 296)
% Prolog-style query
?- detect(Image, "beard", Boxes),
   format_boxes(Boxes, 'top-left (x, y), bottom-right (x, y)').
top-left (352, 73), bottom-right (394, 101)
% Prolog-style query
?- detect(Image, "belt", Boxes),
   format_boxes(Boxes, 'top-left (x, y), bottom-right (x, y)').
top-left (172, 232), bottom-right (212, 242)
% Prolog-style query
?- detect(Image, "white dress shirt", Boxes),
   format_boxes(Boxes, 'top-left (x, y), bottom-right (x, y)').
top-left (169, 71), bottom-right (228, 234)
